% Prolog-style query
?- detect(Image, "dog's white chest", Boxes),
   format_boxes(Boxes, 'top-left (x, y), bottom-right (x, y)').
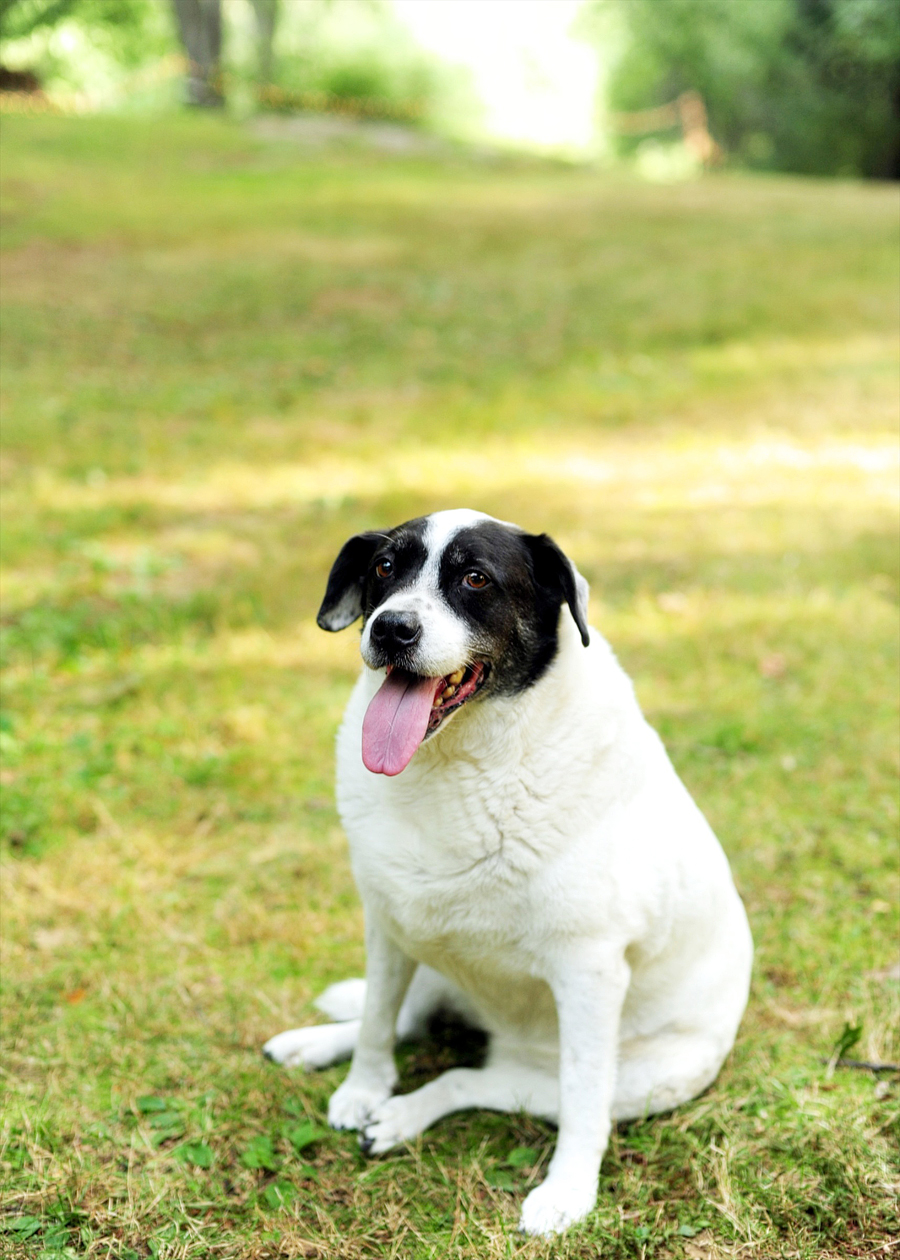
top-left (353, 816), bottom-right (559, 1035)
top-left (335, 642), bottom-right (636, 964)
top-left (337, 719), bottom-right (580, 1018)
top-left (346, 765), bottom-right (543, 940)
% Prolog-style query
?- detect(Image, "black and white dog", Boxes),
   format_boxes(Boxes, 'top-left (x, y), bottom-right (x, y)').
top-left (265, 509), bottom-right (752, 1236)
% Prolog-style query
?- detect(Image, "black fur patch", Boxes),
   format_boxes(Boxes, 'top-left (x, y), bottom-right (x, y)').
top-left (438, 521), bottom-right (587, 695)
top-left (317, 520), bottom-right (430, 631)
top-left (361, 520), bottom-right (429, 622)
top-left (317, 531), bottom-right (384, 631)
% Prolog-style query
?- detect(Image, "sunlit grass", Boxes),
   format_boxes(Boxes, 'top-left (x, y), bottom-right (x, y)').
top-left (1, 114), bottom-right (898, 1259)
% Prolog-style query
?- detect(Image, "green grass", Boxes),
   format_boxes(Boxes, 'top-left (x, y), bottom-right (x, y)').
top-left (1, 112), bottom-right (898, 1259)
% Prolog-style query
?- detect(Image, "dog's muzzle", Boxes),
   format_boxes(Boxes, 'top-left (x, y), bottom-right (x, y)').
top-left (369, 610), bottom-right (422, 661)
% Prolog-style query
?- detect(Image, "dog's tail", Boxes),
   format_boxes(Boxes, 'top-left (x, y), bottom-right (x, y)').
top-left (313, 977), bottom-right (366, 1022)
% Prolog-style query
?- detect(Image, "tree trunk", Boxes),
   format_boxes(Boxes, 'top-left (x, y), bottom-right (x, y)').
top-left (172, 0), bottom-right (223, 107)
top-left (249, 0), bottom-right (278, 87)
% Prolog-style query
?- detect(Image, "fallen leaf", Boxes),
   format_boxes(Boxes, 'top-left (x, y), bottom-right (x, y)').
top-left (759, 652), bottom-right (787, 677)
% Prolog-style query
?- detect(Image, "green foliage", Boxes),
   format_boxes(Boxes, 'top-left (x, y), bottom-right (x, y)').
top-left (594, 0), bottom-right (900, 176)
top-left (0, 0), bottom-right (177, 105)
top-left (833, 1020), bottom-right (864, 1059)
top-left (261, 1179), bottom-right (296, 1209)
top-left (504, 1145), bottom-right (539, 1169)
top-left (0, 0), bottom-right (78, 43)
top-left (285, 1120), bottom-right (328, 1152)
top-left (136, 1095), bottom-right (173, 1113)
top-left (0, 0), bottom-right (158, 59)
top-left (176, 1140), bottom-right (214, 1167)
top-left (1, 0), bottom-right (461, 131)
top-left (249, 0), bottom-right (453, 125)
top-left (240, 1134), bottom-right (279, 1171)
top-left (0, 1215), bottom-right (43, 1239)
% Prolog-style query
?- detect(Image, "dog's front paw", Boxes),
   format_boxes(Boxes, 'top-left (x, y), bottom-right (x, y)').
top-left (358, 1094), bottom-right (425, 1154)
top-left (262, 1025), bottom-right (347, 1070)
top-left (328, 1079), bottom-right (392, 1132)
top-left (518, 1176), bottom-right (596, 1236)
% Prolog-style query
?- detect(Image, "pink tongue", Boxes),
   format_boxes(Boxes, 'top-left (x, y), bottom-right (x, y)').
top-left (362, 670), bottom-right (442, 776)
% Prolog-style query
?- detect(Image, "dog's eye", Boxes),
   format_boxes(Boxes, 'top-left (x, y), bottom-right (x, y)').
top-left (375, 559), bottom-right (393, 579)
top-left (463, 571), bottom-right (489, 590)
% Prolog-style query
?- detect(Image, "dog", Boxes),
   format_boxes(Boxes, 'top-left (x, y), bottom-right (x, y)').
top-left (264, 509), bottom-right (752, 1236)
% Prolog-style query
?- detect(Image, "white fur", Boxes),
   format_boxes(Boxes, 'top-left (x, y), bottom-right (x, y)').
top-left (358, 510), bottom-right (492, 678)
top-left (265, 513), bottom-right (752, 1236)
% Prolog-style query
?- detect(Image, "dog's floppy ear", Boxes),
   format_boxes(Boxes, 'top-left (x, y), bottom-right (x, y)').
top-left (317, 532), bottom-right (385, 631)
top-left (523, 533), bottom-right (590, 647)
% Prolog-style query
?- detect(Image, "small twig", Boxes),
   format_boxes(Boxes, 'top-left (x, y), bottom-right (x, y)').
top-left (821, 1057), bottom-right (900, 1073)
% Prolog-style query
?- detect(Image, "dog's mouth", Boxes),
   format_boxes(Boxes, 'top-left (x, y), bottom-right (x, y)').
top-left (362, 661), bottom-right (489, 777)
top-left (426, 660), bottom-right (488, 731)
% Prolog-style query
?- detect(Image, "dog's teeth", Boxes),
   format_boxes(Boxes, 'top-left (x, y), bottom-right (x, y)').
top-left (442, 686), bottom-right (456, 699)
top-left (433, 698), bottom-right (442, 708)
top-left (448, 669), bottom-right (464, 685)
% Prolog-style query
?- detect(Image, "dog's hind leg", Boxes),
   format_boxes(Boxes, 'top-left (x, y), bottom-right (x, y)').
top-left (317, 966), bottom-right (482, 1039)
top-left (611, 1030), bottom-right (729, 1121)
top-left (359, 1058), bottom-right (558, 1154)
top-left (313, 967), bottom-right (472, 1029)
top-left (314, 978), bottom-right (367, 1022)
top-left (263, 965), bottom-right (482, 1070)
top-left (315, 965), bottom-right (480, 1039)
top-left (263, 1020), bottom-right (361, 1069)
top-left (263, 975), bottom-right (367, 1067)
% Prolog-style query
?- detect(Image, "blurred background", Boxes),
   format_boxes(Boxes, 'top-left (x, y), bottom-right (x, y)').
top-left (1, 2), bottom-right (898, 1256)
top-left (1, 0), bottom-right (898, 174)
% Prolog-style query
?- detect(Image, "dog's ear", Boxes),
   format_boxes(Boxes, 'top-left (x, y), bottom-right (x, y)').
top-left (317, 532), bottom-right (385, 631)
top-left (523, 533), bottom-right (590, 647)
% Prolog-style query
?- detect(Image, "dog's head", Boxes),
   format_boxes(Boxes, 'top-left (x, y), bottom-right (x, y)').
top-left (317, 510), bottom-right (590, 775)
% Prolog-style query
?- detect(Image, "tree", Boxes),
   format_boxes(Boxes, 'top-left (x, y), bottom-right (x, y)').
top-left (249, 0), bottom-right (278, 87)
top-left (591, 0), bottom-right (900, 177)
top-left (0, 0), bottom-right (78, 42)
top-left (0, 0), bottom-right (152, 46)
top-left (171, 0), bottom-right (222, 107)
top-left (1, 0), bottom-right (169, 84)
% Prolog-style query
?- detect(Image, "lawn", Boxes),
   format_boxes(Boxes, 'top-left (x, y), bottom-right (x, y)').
top-left (0, 112), bottom-right (898, 1260)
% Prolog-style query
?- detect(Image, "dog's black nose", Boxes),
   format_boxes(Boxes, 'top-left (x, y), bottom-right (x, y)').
top-left (371, 611), bottom-right (422, 653)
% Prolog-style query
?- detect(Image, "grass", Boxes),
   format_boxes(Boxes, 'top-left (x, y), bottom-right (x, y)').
top-left (0, 112), bottom-right (898, 1259)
